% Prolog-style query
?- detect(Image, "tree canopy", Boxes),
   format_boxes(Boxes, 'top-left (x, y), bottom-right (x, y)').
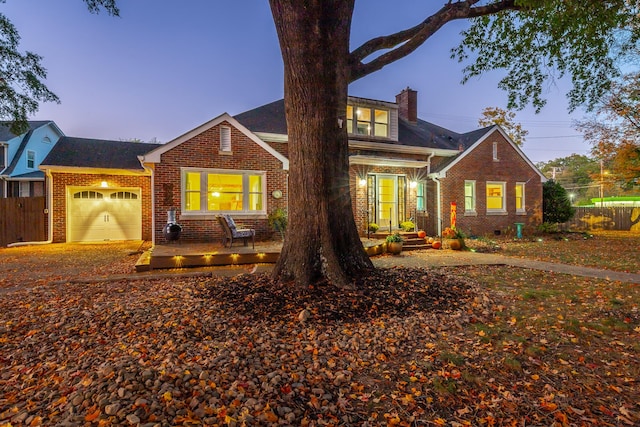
top-left (0, 0), bottom-right (118, 135)
top-left (478, 106), bottom-right (528, 146)
top-left (576, 71), bottom-right (640, 189)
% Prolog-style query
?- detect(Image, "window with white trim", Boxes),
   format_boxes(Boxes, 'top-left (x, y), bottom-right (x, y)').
top-left (182, 168), bottom-right (265, 214)
top-left (515, 182), bottom-right (526, 213)
top-left (492, 141), bottom-right (499, 161)
top-left (416, 182), bottom-right (426, 211)
top-left (346, 105), bottom-right (389, 137)
top-left (220, 126), bottom-right (231, 152)
top-left (464, 180), bottom-right (476, 213)
top-left (19, 182), bottom-right (30, 197)
top-left (486, 181), bottom-right (506, 213)
top-left (27, 150), bottom-right (35, 169)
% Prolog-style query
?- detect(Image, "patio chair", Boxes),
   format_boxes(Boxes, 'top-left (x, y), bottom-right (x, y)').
top-left (217, 215), bottom-right (255, 249)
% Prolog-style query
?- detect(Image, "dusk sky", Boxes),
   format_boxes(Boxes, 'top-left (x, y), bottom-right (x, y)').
top-left (5, 1), bottom-right (592, 164)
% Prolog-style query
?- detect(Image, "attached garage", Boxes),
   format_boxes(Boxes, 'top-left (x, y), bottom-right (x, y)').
top-left (67, 187), bottom-right (142, 242)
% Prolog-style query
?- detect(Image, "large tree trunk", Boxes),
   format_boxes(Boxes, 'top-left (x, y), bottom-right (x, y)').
top-left (269, 0), bottom-right (373, 288)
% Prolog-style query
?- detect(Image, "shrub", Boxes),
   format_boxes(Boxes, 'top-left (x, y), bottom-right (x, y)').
top-left (543, 180), bottom-right (575, 224)
top-left (386, 232), bottom-right (404, 243)
top-left (268, 208), bottom-right (287, 240)
top-left (400, 220), bottom-right (415, 231)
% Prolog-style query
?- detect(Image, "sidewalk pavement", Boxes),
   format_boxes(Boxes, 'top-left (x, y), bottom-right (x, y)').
top-left (371, 250), bottom-right (640, 284)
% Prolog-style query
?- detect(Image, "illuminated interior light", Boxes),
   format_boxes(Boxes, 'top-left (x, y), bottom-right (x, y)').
top-left (101, 181), bottom-right (108, 188)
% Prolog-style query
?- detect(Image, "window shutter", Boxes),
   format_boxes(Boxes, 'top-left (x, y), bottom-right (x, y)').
top-left (220, 126), bottom-right (231, 152)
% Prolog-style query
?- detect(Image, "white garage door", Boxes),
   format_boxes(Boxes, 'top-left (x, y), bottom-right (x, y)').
top-left (68, 188), bottom-right (142, 242)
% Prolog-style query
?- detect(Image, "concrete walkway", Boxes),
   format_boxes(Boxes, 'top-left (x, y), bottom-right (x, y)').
top-left (371, 250), bottom-right (640, 284)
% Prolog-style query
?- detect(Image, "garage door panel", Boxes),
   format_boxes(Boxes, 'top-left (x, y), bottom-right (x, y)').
top-left (68, 188), bottom-right (142, 242)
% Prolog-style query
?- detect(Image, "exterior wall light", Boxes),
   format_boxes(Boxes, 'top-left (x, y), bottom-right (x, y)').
top-left (359, 178), bottom-right (367, 187)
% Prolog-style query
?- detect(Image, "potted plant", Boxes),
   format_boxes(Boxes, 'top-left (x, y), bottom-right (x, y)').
top-left (386, 232), bottom-right (404, 255)
top-left (442, 226), bottom-right (466, 250)
top-left (368, 223), bottom-right (379, 233)
top-left (268, 208), bottom-right (288, 240)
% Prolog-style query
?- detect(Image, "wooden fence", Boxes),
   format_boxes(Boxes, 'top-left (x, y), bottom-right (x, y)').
top-left (0, 197), bottom-right (46, 246)
top-left (563, 206), bottom-right (640, 231)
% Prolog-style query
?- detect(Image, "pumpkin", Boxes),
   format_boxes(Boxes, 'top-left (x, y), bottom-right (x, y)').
top-left (417, 230), bottom-right (426, 238)
top-left (449, 239), bottom-right (461, 250)
top-left (431, 241), bottom-right (441, 249)
top-left (427, 237), bottom-right (435, 244)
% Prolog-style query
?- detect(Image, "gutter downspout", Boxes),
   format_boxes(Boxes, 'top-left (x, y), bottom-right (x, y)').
top-left (138, 156), bottom-right (155, 246)
top-left (429, 174), bottom-right (442, 237)
top-left (426, 152), bottom-right (435, 175)
top-left (7, 169), bottom-right (54, 247)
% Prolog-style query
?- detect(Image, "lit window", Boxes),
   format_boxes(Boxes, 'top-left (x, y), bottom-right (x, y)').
top-left (346, 105), bottom-right (389, 137)
top-left (515, 182), bottom-right (525, 213)
top-left (486, 182), bottom-right (506, 213)
top-left (346, 105), bottom-right (353, 133)
top-left (27, 150), bottom-right (35, 169)
top-left (464, 181), bottom-right (476, 213)
top-left (182, 169), bottom-right (265, 214)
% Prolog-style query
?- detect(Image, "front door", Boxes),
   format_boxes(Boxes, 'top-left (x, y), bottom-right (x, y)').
top-left (368, 174), bottom-right (406, 231)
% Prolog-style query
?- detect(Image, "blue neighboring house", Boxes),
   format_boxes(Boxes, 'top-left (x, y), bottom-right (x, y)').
top-left (0, 121), bottom-right (64, 198)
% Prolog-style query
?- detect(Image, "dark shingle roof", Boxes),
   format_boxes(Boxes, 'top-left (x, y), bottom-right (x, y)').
top-left (11, 171), bottom-right (44, 179)
top-left (41, 137), bottom-right (162, 170)
top-left (0, 121), bottom-right (52, 141)
top-left (235, 99), bottom-right (492, 151)
top-left (235, 99), bottom-right (288, 134)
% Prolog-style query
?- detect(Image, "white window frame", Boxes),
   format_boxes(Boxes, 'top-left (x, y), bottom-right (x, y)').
top-left (181, 168), bottom-right (266, 217)
top-left (19, 181), bottom-right (30, 197)
top-left (486, 181), bottom-right (507, 214)
top-left (346, 104), bottom-right (390, 138)
top-left (492, 141), bottom-right (499, 161)
top-left (26, 150), bottom-right (35, 169)
top-left (515, 182), bottom-right (526, 214)
top-left (219, 126), bottom-right (232, 153)
top-left (464, 180), bottom-right (477, 215)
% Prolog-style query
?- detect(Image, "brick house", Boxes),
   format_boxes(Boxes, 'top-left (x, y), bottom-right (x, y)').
top-left (38, 88), bottom-right (544, 243)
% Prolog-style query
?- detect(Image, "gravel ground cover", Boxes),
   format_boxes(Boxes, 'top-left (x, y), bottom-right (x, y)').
top-left (1, 237), bottom-right (638, 426)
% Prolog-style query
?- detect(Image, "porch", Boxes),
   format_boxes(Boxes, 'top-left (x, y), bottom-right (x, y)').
top-left (135, 232), bottom-right (432, 272)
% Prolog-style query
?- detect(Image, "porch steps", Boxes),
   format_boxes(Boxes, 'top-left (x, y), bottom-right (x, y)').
top-left (370, 231), bottom-right (433, 251)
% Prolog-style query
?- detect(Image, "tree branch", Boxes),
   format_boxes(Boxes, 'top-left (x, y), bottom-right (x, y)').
top-left (349, 0), bottom-right (520, 82)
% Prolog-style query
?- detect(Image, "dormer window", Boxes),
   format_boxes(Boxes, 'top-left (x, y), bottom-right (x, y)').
top-left (346, 105), bottom-right (389, 138)
top-left (27, 150), bottom-right (35, 169)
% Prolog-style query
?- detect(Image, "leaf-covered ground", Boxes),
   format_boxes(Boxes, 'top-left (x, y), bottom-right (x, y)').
top-left (478, 230), bottom-right (640, 273)
top-left (1, 234), bottom-right (639, 426)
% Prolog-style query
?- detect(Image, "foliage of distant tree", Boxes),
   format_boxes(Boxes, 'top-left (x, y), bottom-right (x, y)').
top-left (0, 0), bottom-right (118, 134)
top-left (537, 155), bottom-right (600, 204)
top-left (575, 72), bottom-right (640, 189)
top-left (543, 180), bottom-right (575, 224)
top-left (478, 106), bottom-right (528, 146)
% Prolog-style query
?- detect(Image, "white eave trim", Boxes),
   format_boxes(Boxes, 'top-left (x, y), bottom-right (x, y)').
top-left (349, 139), bottom-right (458, 157)
top-left (349, 155), bottom-right (429, 168)
top-left (141, 113), bottom-right (289, 170)
top-left (39, 165), bottom-right (151, 176)
top-left (255, 132), bottom-right (289, 143)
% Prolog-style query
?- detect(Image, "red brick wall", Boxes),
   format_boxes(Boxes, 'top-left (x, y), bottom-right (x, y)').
top-left (438, 132), bottom-right (543, 236)
top-left (152, 121), bottom-right (288, 243)
top-left (50, 172), bottom-right (153, 243)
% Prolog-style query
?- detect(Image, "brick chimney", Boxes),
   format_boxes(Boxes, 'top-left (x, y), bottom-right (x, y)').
top-left (396, 87), bottom-right (418, 124)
